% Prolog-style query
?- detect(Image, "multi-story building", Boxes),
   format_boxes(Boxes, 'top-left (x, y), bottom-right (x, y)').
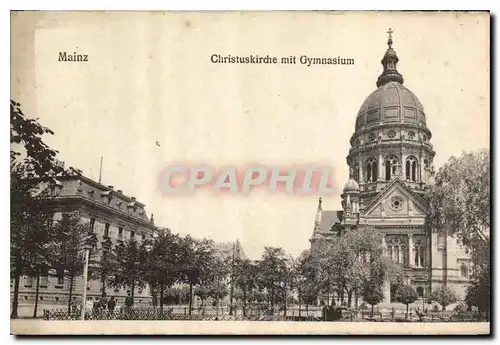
top-left (11, 172), bottom-right (158, 317)
top-left (310, 30), bottom-right (471, 305)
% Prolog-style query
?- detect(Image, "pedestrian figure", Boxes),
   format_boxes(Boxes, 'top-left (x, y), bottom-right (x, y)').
top-left (70, 296), bottom-right (79, 314)
top-left (93, 297), bottom-right (101, 319)
top-left (100, 294), bottom-right (108, 318)
top-left (85, 297), bottom-right (93, 319)
top-left (108, 296), bottom-right (116, 318)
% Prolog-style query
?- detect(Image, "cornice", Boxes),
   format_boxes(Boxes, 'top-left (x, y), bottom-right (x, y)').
top-left (48, 195), bottom-right (157, 230)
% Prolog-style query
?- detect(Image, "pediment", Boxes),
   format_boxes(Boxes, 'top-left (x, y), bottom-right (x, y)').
top-left (363, 179), bottom-right (426, 218)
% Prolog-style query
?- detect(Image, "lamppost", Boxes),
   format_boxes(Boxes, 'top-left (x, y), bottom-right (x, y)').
top-left (81, 233), bottom-right (97, 320)
top-left (101, 237), bottom-right (113, 297)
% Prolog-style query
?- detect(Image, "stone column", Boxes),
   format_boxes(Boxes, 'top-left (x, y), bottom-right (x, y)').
top-left (381, 234), bottom-right (387, 255)
top-left (378, 153), bottom-right (384, 181)
top-left (419, 153), bottom-right (424, 183)
top-left (399, 246), bottom-right (404, 265)
top-left (408, 234), bottom-right (414, 268)
top-left (401, 153), bottom-right (408, 180)
top-left (358, 157), bottom-right (363, 183)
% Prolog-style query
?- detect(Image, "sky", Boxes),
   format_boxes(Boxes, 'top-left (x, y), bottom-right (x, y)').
top-left (11, 11), bottom-right (489, 259)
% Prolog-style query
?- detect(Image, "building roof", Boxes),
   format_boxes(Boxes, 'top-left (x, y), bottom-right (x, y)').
top-left (43, 173), bottom-right (156, 227)
top-left (318, 210), bottom-right (344, 233)
top-left (355, 81), bottom-right (426, 131)
top-left (212, 240), bottom-right (248, 261)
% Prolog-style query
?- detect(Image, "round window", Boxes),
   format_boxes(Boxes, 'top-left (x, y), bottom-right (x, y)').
top-left (387, 130), bottom-right (396, 138)
top-left (408, 131), bottom-right (415, 139)
top-left (390, 196), bottom-right (403, 211)
top-left (368, 132), bottom-right (376, 141)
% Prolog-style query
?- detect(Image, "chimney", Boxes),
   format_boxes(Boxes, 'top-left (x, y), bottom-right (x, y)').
top-left (117, 190), bottom-right (123, 193)
top-left (108, 185), bottom-right (114, 190)
top-left (131, 197), bottom-right (136, 201)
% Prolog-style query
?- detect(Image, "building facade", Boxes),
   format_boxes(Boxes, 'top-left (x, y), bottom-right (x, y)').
top-left (11, 173), bottom-right (158, 317)
top-left (310, 30), bottom-right (471, 305)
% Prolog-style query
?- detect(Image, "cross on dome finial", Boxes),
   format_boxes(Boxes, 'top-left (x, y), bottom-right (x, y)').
top-left (387, 28), bottom-right (394, 48)
top-left (376, 28), bottom-right (404, 87)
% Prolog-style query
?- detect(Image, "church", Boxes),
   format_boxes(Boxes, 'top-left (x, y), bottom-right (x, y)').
top-left (310, 29), bottom-right (471, 305)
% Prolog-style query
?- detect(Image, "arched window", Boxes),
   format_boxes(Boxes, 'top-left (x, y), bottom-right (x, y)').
top-left (414, 243), bottom-right (425, 267)
top-left (416, 286), bottom-right (424, 297)
top-left (388, 238), bottom-right (407, 266)
top-left (385, 155), bottom-right (400, 181)
top-left (405, 156), bottom-right (419, 181)
top-left (365, 157), bottom-right (378, 183)
top-left (352, 164), bottom-right (359, 182)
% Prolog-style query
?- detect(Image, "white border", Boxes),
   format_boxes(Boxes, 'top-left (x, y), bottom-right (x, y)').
top-left (3, 1), bottom-right (498, 344)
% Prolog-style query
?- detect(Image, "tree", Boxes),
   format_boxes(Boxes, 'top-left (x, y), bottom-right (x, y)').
top-left (10, 100), bottom-right (63, 178)
top-left (52, 212), bottom-right (93, 313)
top-left (316, 226), bottom-right (402, 308)
top-left (144, 229), bottom-right (182, 311)
top-left (362, 280), bottom-right (384, 317)
top-left (395, 285), bottom-right (418, 319)
top-left (429, 285), bottom-right (457, 311)
top-left (425, 150), bottom-right (490, 298)
top-left (233, 258), bottom-right (258, 316)
top-left (294, 250), bottom-right (321, 316)
top-left (465, 264), bottom-right (490, 314)
top-left (91, 239), bottom-right (118, 298)
top-left (179, 236), bottom-right (217, 315)
top-left (112, 237), bottom-right (149, 306)
top-left (10, 100), bottom-right (65, 318)
top-left (193, 285), bottom-right (210, 309)
top-left (256, 247), bottom-right (289, 314)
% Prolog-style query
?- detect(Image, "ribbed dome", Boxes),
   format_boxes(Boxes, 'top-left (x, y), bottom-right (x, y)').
top-left (343, 178), bottom-right (360, 192)
top-left (355, 81), bottom-right (426, 130)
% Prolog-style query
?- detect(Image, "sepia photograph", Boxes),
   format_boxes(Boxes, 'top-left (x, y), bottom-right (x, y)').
top-left (9, 11), bottom-right (490, 335)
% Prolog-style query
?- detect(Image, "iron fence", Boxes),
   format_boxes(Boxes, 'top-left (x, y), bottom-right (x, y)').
top-left (42, 305), bottom-right (488, 322)
top-left (43, 305), bottom-right (322, 321)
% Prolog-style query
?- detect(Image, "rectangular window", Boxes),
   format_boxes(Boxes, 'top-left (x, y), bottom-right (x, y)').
top-left (57, 276), bottom-right (64, 285)
top-left (25, 276), bottom-right (33, 286)
top-left (118, 227), bottom-right (123, 238)
top-left (89, 217), bottom-right (96, 233)
top-left (104, 223), bottom-right (110, 237)
top-left (130, 231), bottom-right (135, 240)
top-left (142, 234), bottom-right (146, 241)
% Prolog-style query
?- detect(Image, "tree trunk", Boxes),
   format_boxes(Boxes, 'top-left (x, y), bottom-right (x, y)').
top-left (160, 284), bottom-right (164, 312)
top-left (243, 287), bottom-right (247, 317)
top-left (67, 273), bottom-right (74, 313)
top-left (298, 290), bottom-right (301, 318)
top-left (101, 273), bottom-right (106, 297)
top-left (11, 263), bottom-right (21, 319)
top-left (283, 284), bottom-right (287, 317)
top-left (33, 275), bottom-right (40, 318)
top-left (270, 285), bottom-right (274, 311)
top-left (188, 283), bottom-right (193, 315)
top-left (371, 304), bottom-right (374, 318)
top-left (131, 283), bottom-right (135, 306)
top-left (406, 304), bottom-right (409, 319)
top-left (355, 290), bottom-right (359, 309)
top-left (347, 290), bottom-right (352, 308)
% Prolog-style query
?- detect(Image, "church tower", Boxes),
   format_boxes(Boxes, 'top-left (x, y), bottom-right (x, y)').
top-left (311, 29), bottom-right (471, 305)
top-left (346, 28), bottom-right (435, 211)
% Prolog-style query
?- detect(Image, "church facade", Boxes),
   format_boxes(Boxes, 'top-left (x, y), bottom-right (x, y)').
top-left (310, 30), bottom-right (471, 304)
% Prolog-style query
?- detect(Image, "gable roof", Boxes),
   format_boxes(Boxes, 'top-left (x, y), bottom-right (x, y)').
top-left (363, 177), bottom-right (425, 215)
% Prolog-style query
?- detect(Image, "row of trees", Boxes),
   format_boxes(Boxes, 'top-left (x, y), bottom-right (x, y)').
top-left (10, 99), bottom-right (490, 318)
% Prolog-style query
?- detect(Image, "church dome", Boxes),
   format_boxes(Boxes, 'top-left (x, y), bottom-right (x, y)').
top-left (343, 178), bottom-right (360, 192)
top-left (355, 81), bottom-right (426, 130)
